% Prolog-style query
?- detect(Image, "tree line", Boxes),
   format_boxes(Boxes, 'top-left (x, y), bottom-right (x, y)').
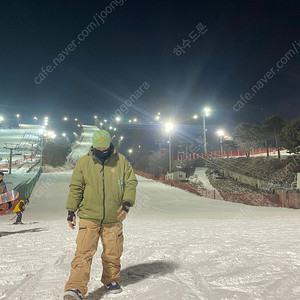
top-left (224, 115), bottom-right (300, 158)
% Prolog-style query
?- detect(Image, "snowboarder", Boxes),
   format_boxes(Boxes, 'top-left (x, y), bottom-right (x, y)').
top-left (13, 198), bottom-right (29, 224)
top-left (64, 130), bottom-right (138, 300)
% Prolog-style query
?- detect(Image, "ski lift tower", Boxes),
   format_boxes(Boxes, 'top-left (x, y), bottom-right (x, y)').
top-left (3, 143), bottom-right (18, 174)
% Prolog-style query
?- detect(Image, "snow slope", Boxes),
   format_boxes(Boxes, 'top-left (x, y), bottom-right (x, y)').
top-left (66, 125), bottom-right (98, 166)
top-left (0, 128), bottom-right (39, 162)
top-left (192, 168), bottom-right (215, 190)
top-left (0, 171), bottom-right (299, 300)
top-left (0, 125), bottom-right (299, 299)
top-left (0, 127), bottom-right (41, 189)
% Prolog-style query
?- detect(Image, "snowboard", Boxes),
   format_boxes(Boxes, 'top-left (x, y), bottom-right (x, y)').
top-left (0, 190), bottom-right (19, 204)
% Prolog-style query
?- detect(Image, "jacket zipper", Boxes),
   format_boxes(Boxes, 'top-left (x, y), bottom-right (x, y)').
top-left (93, 151), bottom-right (117, 225)
top-left (100, 162), bottom-right (106, 225)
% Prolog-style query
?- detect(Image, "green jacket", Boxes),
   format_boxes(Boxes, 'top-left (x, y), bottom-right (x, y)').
top-left (66, 147), bottom-right (138, 224)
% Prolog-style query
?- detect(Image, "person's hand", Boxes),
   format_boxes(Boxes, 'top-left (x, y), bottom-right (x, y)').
top-left (67, 211), bottom-right (76, 229)
top-left (117, 205), bottom-right (128, 220)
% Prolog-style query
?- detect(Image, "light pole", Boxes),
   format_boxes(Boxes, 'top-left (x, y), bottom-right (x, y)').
top-left (165, 122), bottom-right (174, 173)
top-left (16, 114), bottom-right (20, 125)
top-left (117, 136), bottom-right (124, 149)
top-left (41, 133), bottom-right (44, 166)
top-left (3, 146), bottom-right (16, 174)
top-left (30, 143), bottom-right (34, 161)
top-left (216, 129), bottom-right (225, 157)
top-left (202, 107), bottom-right (211, 155)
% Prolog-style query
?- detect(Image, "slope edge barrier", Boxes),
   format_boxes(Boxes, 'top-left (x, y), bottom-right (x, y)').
top-left (0, 168), bottom-right (43, 215)
top-left (134, 170), bottom-right (299, 209)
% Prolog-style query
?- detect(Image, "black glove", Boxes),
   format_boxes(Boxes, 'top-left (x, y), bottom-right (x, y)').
top-left (67, 211), bottom-right (75, 221)
top-left (121, 201), bottom-right (132, 213)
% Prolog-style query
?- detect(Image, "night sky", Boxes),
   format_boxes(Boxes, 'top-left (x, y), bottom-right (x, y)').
top-left (1, 0), bottom-right (300, 133)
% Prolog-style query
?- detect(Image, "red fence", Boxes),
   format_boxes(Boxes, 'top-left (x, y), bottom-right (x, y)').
top-left (0, 155), bottom-right (34, 170)
top-left (174, 148), bottom-right (279, 160)
top-left (134, 170), bottom-right (298, 208)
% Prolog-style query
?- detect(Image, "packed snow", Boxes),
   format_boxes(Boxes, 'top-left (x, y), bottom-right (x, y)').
top-left (65, 125), bottom-right (97, 167)
top-left (0, 128), bottom-right (40, 164)
top-left (0, 126), bottom-right (299, 300)
top-left (0, 127), bottom-right (41, 189)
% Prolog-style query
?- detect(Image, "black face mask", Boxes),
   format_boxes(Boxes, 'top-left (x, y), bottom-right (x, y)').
top-left (93, 144), bottom-right (113, 162)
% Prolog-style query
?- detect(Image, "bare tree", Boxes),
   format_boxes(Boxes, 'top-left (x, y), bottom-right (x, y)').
top-left (261, 115), bottom-right (285, 158)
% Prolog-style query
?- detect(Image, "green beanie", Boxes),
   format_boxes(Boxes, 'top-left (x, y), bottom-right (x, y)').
top-left (92, 130), bottom-right (111, 148)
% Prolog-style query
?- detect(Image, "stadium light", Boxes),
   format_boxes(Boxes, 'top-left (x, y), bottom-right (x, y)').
top-left (216, 129), bottom-right (225, 137)
top-left (203, 107), bottom-right (211, 116)
top-left (165, 122), bottom-right (174, 133)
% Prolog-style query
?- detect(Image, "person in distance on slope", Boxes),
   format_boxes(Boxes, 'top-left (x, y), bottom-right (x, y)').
top-left (13, 198), bottom-right (29, 224)
top-left (0, 171), bottom-right (11, 211)
top-left (0, 171), bottom-right (7, 194)
top-left (64, 130), bottom-right (138, 300)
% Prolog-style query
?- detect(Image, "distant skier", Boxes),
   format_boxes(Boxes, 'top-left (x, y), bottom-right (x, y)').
top-left (64, 130), bottom-right (138, 300)
top-left (13, 198), bottom-right (29, 224)
top-left (0, 171), bottom-right (7, 194)
top-left (0, 171), bottom-right (11, 210)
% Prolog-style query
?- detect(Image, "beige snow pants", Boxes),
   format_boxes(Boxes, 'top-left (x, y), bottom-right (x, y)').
top-left (65, 219), bottom-right (123, 296)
